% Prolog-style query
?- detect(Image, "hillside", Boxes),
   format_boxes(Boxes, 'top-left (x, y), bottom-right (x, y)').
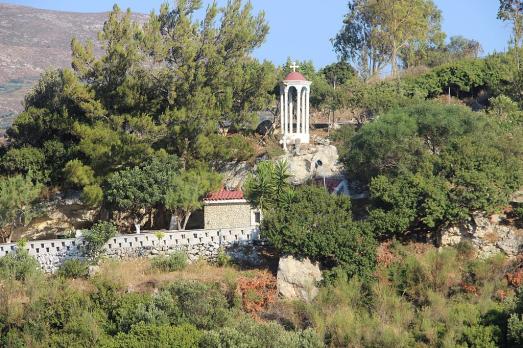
top-left (0, 3), bottom-right (146, 132)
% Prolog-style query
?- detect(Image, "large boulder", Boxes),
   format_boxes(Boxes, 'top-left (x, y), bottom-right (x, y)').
top-left (281, 144), bottom-right (343, 185)
top-left (277, 255), bottom-right (322, 302)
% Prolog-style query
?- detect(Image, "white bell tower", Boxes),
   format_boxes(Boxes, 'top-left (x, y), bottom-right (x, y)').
top-left (280, 62), bottom-right (312, 148)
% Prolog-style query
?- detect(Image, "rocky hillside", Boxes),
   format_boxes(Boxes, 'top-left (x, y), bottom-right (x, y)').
top-left (0, 3), bottom-right (146, 132)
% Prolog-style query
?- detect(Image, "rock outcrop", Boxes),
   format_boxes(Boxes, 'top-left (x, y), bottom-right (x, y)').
top-left (280, 144), bottom-right (343, 185)
top-left (222, 162), bottom-right (253, 190)
top-left (440, 214), bottom-right (523, 258)
top-left (512, 190), bottom-right (523, 204)
top-left (14, 191), bottom-right (98, 241)
top-left (277, 255), bottom-right (322, 302)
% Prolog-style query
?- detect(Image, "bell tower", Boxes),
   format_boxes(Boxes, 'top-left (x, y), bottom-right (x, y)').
top-left (280, 62), bottom-right (312, 148)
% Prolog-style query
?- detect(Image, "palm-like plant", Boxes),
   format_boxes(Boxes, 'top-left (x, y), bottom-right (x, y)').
top-left (244, 160), bottom-right (291, 210)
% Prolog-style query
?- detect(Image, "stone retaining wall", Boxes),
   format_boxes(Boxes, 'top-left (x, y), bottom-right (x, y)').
top-left (0, 226), bottom-right (261, 273)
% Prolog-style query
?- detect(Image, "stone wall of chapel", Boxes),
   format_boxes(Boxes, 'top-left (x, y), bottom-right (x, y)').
top-left (203, 202), bottom-right (253, 229)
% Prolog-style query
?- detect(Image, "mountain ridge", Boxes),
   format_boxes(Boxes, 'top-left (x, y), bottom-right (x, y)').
top-left (0, 3), bottom-right (147, 132)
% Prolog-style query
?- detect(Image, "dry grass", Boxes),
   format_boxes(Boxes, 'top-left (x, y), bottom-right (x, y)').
top-left (68, 257), bottom-right (267, 294)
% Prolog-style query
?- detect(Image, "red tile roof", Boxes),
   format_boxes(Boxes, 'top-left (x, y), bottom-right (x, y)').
top-left (284, 71), bottom-right (307, 81)
top-left (204, 188), bottom-right (244, 201)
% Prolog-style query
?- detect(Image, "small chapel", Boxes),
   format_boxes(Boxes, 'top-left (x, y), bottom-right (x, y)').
top-left (182, 62), bottom-right (354, 231)
top-left (279, 63), bottom-right (312, 149)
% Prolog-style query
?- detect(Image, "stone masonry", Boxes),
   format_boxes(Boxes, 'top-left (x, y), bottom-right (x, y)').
top-left (0, 226), bottom-right (261, 273)
top-left (204, 202), bottom-right (254, 229)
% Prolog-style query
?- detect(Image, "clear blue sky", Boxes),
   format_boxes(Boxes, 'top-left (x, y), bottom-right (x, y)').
top-left (2, 0), bottom-right (513, 68)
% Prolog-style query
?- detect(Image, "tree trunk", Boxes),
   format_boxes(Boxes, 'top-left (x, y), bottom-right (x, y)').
top-left (149, 209), bottom-right (153, 229)
top-left (516, 11), bottom-right (522, 71)
top-left (182, 212), bottom-right (192, 231)
top-left (515, 34), bottom-right (521, 71)
top-left (391, 43), bottom-right (399, 78)
top-left (176, 211), bottom-right (182, 231)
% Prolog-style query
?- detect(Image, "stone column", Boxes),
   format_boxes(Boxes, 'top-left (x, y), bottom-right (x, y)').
top-left (284, 87), bottom-right (288, 136)
top-left (301, 87), bottom-right (306, 134)
top-left (280, 87), bottom-right (284, 134)
top-left (296, 87), bottom-right (301, 135)
top-left (306, 88), bottom-right (310, 135)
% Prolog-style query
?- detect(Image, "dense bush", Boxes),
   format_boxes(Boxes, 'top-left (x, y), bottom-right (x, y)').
top-left (201, 317), bottom-right (323, 348)
top-left (261, 186), bottom-right (377, 282)
top-left (111, 292), bottom-right (177, 333)
top-left (0, 175), bottom-right (43, 243)
top-left (165, 281), bottom-right (232, 330)
top-left (57, 259), bottom-right (90, 279)
top-left (103, 323), bottom-right (201, 348)
top-left (341, 102), bottom-right (523, 237)
top-left (0, 246), bottom-right (41, 281)
top-left (338, 51), bottom-right (520, 119)
top-left (0, 146), bottom-right (48, 182)
top-left (150, 252), bottom-right (187, 272)
top-left (83, 221), bottom-right (118, 257)
top-left (81, 184), bottom-right (104, 207)
top-left (216, 248), bottom-right (232, 267)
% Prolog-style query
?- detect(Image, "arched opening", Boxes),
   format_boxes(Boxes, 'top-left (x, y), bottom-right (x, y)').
top-left (288, 86), bottom-right (298, 133)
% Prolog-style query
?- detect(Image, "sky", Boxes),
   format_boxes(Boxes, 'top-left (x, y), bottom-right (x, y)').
top-left (2, 0), bottom-right (514, 68)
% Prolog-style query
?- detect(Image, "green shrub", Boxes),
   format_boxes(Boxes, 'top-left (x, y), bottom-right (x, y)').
top-left (261, 186), bottom-right (377, 282)
top-left (82, 184), bottom-right (104, 207)
top-left (508, 313), bottom-right (523, 346)
top-left (458, 323), bottom-right (500, 348)
top-left (201, 318), bottom-right (323, 348)
top-left (112, 292), bottom-right (177, 333)
top-left (507, 287), bottom-right (523, 346)
top-left (343, 102), bottom-right (523, 238)
top-left (64, 159), bottom-right (96, 188)
top-left (89, 277), bottom-right (124, 329)
top-left (154, 231), bottom-right (166, 241)
top-left (0, 246), bottom-right (41, 281)
top-left (57, 259), bottom-right (90, 279)
top-left (47, 307), bottom-right (109, 347)
top-left (265, 143), bottom-right (285, 159)
top-left (151, 252), bottom-right (187, 272)
top-left (166, 281), bottom-right (230, 330)
top-left (102, 323), bottom-right (200, 348)
top-left (0, 146), bottom-right (48, 182)
top-left (23, 280), bottom-right (104, 345)
top-left (216, 248), bottom-right (232, 267)
top-left (83, 221), bottom-right (118, 257)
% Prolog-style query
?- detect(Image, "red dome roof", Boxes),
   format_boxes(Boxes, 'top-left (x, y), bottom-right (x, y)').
top-left (284, 71), bottom-right (307, 81)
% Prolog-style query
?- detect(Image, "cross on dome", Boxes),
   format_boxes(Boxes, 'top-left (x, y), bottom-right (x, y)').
top-left (290, 62), bottom-right (300, 72)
